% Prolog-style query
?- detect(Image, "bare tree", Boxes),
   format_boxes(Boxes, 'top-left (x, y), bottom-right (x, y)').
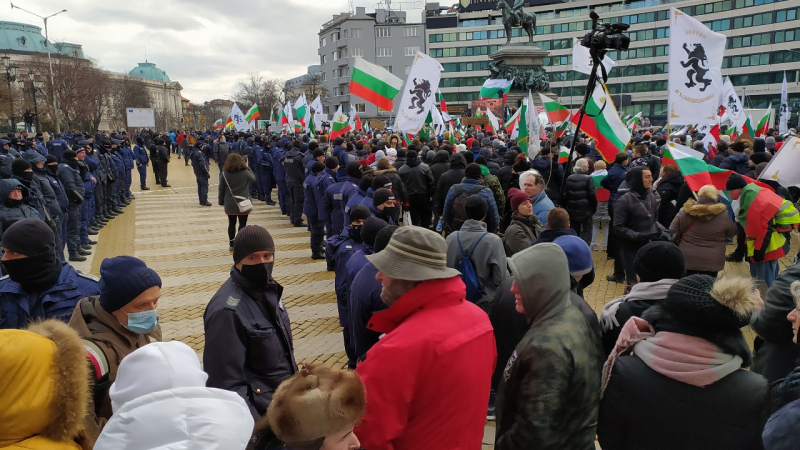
top-left (108, 77), bottom-right (152, 130)
top-left (300, 72), bottom-right (329, 101)
top-left (233, 72), bottom-right (283, 118)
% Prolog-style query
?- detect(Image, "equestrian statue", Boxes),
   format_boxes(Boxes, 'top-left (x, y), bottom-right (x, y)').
top-left (495, 0), bottom-right (536, 44)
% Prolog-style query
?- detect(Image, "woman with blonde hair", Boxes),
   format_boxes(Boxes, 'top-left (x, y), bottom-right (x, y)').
top-left (219, 153), bottom-right (256, 250)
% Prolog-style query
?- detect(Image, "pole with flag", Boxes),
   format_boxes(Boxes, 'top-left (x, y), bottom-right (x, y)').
top-left (479, 78), bottom-right (514, 101)
top-left (780, 72), bottom-right (789, 134)
top-left (330, 106), bottom-right (351, 140)
top-left (350, 57), bottom-right (404, 111)
top-left (294, 94), bottom-right (308, 130)
top-left (281, 101), bottom-right (293, 133)
top-left (755, 104), bottom-right (772, 138)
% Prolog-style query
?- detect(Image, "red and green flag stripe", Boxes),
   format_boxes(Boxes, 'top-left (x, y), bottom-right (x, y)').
top-left (350, 58), bottom-right (403, 111)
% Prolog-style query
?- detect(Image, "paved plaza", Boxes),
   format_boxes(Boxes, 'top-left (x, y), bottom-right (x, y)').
top-left (77, 160), bottom-right (796, 449)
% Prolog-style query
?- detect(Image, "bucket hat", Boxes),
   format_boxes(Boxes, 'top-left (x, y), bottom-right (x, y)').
top-left (365, 226), bottom-right (460, 281)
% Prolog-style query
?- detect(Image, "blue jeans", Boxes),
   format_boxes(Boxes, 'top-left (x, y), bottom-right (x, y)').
top-left (750, 260), bottom-right (780, 288)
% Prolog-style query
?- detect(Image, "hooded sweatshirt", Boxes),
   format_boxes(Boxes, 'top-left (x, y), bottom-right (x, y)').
top-left (94, 342), bottom-right (253, 450)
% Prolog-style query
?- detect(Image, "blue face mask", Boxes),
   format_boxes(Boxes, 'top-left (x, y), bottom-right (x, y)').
top-left (125, 309), bottom-right (158, 335)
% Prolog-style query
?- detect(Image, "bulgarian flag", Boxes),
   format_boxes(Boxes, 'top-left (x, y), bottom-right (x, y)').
top-left (738, 184), bottom-right (790, 258)
top-left (538, 93), bottom-right (570, 123)
top-left (626, 112), bottom-right (643, 133)
top-left (570, 81), bottom-right (631, 163)
top-left (354, 113), bottom-right (362, 133)
top-left (295, 94), bottom-right (308, 128)
top-left (224, 115), bottom-right (233, 130)
top-left (741, 116), bottom-right (755, 137)
top-left (475, 107), bottom-right (484, 118)
top-left (558, 146), bottom-right (571, 164)
top-left (403, 131), bottom-right (416, 147)
top-left (309, 113), bottom-right (316, 135)
top-left (662, 142), bottom-right (775, 194)
top-left (330, 106), bottom-right (351, 140)
top-left (554, 116), bottom-right (571, 139)
top-left (350, 57), bottom-right (403, 111)
top-left (213, 119), bottom-right (223, 130)
top-left (281, 102), bottom-right (293, 128)
top-left (244, 104), bottom-right (260, 124)
top-left (479, 78), bottom-right (513, 101)
top-left (439, 91), bottom-right (454, 126)
top-left (723, 126), bottom-right (738, 139)
top-left (504, 107), bottom-right (521, 134)
top-left (591, 171), bottom-right (610, 202)
top-left (516, 97), bottom-right (530, 152)
top-left (756, 104), bottom-right (771, 137)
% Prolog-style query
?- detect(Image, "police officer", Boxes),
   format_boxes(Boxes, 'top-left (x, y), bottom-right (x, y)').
top-left (271, 139), bottom-right (290, 215)
top-left (212, 135), bottom-right (230, 173)
top-left (156, 138), bottom-right (170, 187)
top-left (120, 138), bottom-right (135, 199)
top-left (76, 147), bottom-right (97, 252)
top-left (133, 137), bottom-right (150, 190)
top-left (304, 162), bottom-right (326, 259)
top-left (23, 151), bottom-right (64, 251)
top-left (256, 136), bottom-right (275, 205)
top-left (98, 140), bottom-right (122, 216)
top-left (46, 133), bottom-right (70, 161)
top-left (203, 225), bottom-right (297, 419)
top-left (190, 140), bottom-right (212, 206)
top-left (317, 157), bottom-right (338, 239)
top-left (109, 140), bottom-right (128, 206)
top-left (0, 219), bottom-right (100, 329)
top-left (149, 143), bottom-right (161, 186)
top-left (281, 141), bottom-right (306, 227)
top-left (0, 139), bottom-right (20, 178)
top-left (58, 149), bottom-right (88, 262)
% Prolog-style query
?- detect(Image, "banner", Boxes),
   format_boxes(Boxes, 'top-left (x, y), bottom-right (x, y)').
top-left (572, 37), bottom-right (615, 76)
top-left (780, 72), bottom-right (789, 134)
top-left (759, 137), bottom-right (800, 188)
top-left (667, 7), bottom-right (726, 125)
top-left (393, 52), bottom-right (443, 134)
top-left (310, 95), bottom-right (324, 114)
top-left (719, 78), bottom-right (746, 131)
top-left (228, 102), bottom-right (251, 132)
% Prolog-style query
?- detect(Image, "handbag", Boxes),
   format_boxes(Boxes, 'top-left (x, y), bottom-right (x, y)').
top-left (222, 172), bottom-right (253, 213)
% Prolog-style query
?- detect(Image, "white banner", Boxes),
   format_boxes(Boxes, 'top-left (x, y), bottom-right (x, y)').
top-left (667, 7), bottom-right (726, 125)
top-left (759, 136), bottom-right (800, 188)
top-left (719, 78), bottom-right (746, 130)
top-left (310, 95), bottom-right (323, 114)
top-left (526, 91), bottom-right (541, 156)
top-left (572, 37), bottom-right (616, 76)
top-left (394, 52), bottom-right (443, 134)
top-left (229, 102), bottom-right (250, 132)
top-left (780, 72), bottom-right (790, 134)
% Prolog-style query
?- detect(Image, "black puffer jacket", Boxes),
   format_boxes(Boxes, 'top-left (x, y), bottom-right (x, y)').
top-left (434, 153), bottom-right (466, 215)
top-left (398, 157), bottom-right (435, 197)
top-left (430, 150), bottom-right (450, 187)
top-left (562, 171), bottom-right (597, 222)
top-left (531, 155), bottom-right (563, 205)
top-left (656, 171), bottom-right (685, 229)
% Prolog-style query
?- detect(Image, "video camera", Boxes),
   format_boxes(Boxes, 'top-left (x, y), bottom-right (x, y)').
top-left (580, 11), bottom-right (630, 55)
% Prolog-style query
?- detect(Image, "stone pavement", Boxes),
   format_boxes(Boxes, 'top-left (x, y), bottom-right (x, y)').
top-left (81, 158), bottom-right (796, 450)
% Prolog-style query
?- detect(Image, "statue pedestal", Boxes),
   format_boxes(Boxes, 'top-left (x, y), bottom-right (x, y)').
top-left (489, 43), bottom-right (557, 107)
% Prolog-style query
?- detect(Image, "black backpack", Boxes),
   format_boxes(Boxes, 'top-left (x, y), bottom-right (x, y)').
top-left (450, 184), bottom-right (485, 231)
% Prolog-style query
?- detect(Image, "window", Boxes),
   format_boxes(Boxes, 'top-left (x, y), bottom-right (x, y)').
top-left (355, 103), bottom-right (366, 113)
top-left (320, 54), bottom-right (327, 64)
top-left (351, 47), bottom-right (363, 57)
top-left (404, 26), bottom-right (418, 37)
top-left (320, 37), bottom-right (327, 47)
top-left (351, 28), bottom-right (362, 39)
top-left (377, 47), bottom-right (392, 57)
top-left (405, 46), bottom-right (420, 56)
top-left (322, 72), bottom-right (327, 82)
top-left (341, 67), bottom-right (350, 77)
top-left (333, 87), bottom-right (339, 96)
top-left (332, 32), bottom-right (339, 42)
top-left (332, 51), bottom-right (337, 61)
top-left (376, 27), bottom-right (391, 38)
top-left (382, 66), bottom-right (393, 73)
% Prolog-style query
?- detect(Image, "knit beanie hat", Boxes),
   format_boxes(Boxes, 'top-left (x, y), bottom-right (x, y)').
top-left (99, 256), bottom-right (162, 313)
top-left (512, 160), bottom-right (530, 173)
top-left (720, 134), bottom-right (731, 144)
top-left (45, 154), bottom-right (58, 165)
top-left (11, 158), bottom-right (31, 176)
top-left (0, 218), bottom-right (54, 256)
top-left (553, 235), bottom-right (593, 277)
top-left (407, 150), bottom-right (417, 161)
top-left (657, 275), bottom-right (760, 331)
top-left (726, 172), bottom-right (747, 191)
top-left (232, 225), bottom-right (275, 264)
top-left (508, 188), bottom-right (530, 212)
top-left (345, 161), bottom-right (362, 179)
top-left (266, 365), bottom-right (366, 445)
top-left (325, 156), bottom-right (338, 170)
top-left (750, 152), bottom-right (771, 165)
top-left (349, 205), bottom-right (370, 223)
top-left (374, 225), bottom-right (398, 252)
top-left (312, 148), bottom-right (325, 159)
top-left (475, 156), bottom-right (488, 166)
top-left (372, 175), bottom-right (392, 190)
top-left (361, 217), bottom-right (389, 247)
top-left (464, 163), bottom-right (482, 179)
top-left (311, 161), bottom-right (325, 174)
top-left (464, 194), bottom-right (488, 220)
top-left (633, 241), bottom-right (686, 282)
top-left (63, 149), bottom-right (77, 160)
top-left (373, 188), bottom-right (394, 206)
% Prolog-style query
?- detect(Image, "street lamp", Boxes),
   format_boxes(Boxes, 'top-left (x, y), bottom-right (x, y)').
top-left (11, 3), bottom-right (67, 133)
top-left (2, 56), bottom-right (18, 130)
top-left (25, 72), bottom-right (43, 133)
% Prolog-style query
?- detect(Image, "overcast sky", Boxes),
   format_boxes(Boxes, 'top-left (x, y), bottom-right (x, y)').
top-left (5, 0), bottom-right (361, 103)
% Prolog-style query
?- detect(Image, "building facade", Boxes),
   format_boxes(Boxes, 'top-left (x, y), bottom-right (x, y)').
top-left (426, 0), bottom-right (800, 125)
top-left (285, 65), bottom-right (322, 101)
top-left (318, 7), bottom-right (426, 119)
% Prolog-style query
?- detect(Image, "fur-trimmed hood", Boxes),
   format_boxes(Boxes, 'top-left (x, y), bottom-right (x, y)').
top-left (0, 320), bottom-right (90, 449)
top-left (683, 197), bottom-right (727, 222)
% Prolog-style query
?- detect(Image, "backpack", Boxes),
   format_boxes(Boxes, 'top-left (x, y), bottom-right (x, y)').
top-left (450, 184), bottom-right (485, 231)
top-left (456, 231), bottom-right (488, 303)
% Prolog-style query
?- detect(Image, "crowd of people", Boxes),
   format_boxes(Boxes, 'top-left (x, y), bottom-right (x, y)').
top-left (1, 122), bottom-right (800, 450)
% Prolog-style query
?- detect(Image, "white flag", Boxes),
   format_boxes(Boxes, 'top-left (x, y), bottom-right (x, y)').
top-left (526, 91), bottom-right (541, 156)
top-left (780, 72), bottom-right (789, 134)
top-left (310, 95), bottom-right (323, 114)
top-left (572, 37), bottom-right (615, 76)
top-left (667, 7), bottom-right (726, 125)
top-left (394, 52), bottom-right (443, 134)
top-left (229, 102), bottom-right (250, 132)
top-left (282, 101), bottom-right (294, 132)
top-left (486, 108), bottom-right (500, 132)
top-left (719, 78), bottom-right (747, 131)
top-left (759, 137), bottom-right (800, 187)
top-left (430, 104), bottom-right (445, 135)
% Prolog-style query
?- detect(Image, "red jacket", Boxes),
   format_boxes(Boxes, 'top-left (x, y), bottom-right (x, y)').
top-left (355, 276), bottom-right (496, 450)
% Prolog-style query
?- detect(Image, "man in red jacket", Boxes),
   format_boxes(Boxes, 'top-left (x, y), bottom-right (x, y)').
top-left (355, 226), bottom-right (497, 450)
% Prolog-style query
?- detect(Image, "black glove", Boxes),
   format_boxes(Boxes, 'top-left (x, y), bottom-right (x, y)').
top-left (752, 249), bottom-right (766, 262)
top-left (67, 190), bottom-right (84, 204)
top-left (771, 366), bottom-right (800, 413)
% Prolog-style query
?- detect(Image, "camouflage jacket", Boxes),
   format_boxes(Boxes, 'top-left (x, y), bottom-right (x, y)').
top-left (495, 305), bottom-right (604, 450)
top-left (483, 174), bottom-right (506, 214)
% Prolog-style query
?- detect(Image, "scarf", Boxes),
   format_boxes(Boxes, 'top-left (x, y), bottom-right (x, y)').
top-left (599, 279), bottom-right (678, 331)
top-left (602, 317), bottom-right (742, 395)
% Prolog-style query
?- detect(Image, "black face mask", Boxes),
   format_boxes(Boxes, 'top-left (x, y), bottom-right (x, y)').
top-left (238, 262), bottom-right (274, 285)
top-left (349, 225), bottom-right (363, 242)
top-left (4, 197), bottom-right (21, 207)
top-left (3, 252), bottom-right (61, 291)
top-left (16, 172), bottom-right (33, 183)
top-left (46, 165), bottom-right (58, 177)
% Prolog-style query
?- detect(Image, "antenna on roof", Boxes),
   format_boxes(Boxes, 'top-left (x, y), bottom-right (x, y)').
top-left (144, 45), bottom-right (147, 63)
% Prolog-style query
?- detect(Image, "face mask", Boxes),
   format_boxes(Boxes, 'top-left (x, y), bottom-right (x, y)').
top-left (4, 197), bottom-right (21, 207)
top-left (3, 251), bottom-right (61, 291)
top-left (17, 172), bottom-right (33, 182)
top-left (350, 225), bottom-right (363, 242)
top-left (239, 262), bottom-right (274, 285)
top-left (46, 165), bottom-right (58, 177)
top-left (125, 309), bottom-right (158, 334)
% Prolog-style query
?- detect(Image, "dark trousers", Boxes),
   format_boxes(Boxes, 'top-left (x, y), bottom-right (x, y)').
top-left (619, 241), bottom-right (645, 288)
top-left (227, 214), bottom-right (249, 242)
top-left (730, 223), bottom-right (746, 258)
top-left (288, 182), bottom-right (304, 225)
top-left (94, 182), bottom-right (105, 218)
top-left (258, 168), bottom-right (273, 202)
top-left (125, 169), bottom-right (132, 196)
top-left (159, 163), bottom-right (169, 186)
top-left (66, 203), bottom-right (81, 254)
top-left (277, 179), bottom-right (290, 214)
top-left (196, 177), bottom-right (209, 204)
top-left (80, 193), bottom-right (93, 245)
top-left (137, 165), bottom-right (148, 188)
top-left (607, 204), bottom-right (625, 276)
top-left (309, 216), bottom-right (325, 253)
top-left (408, 193), bottom-right (432, 229)
top-left (105, 181), bottom-right (116, 210)
top-left (152, 161), bottom-right (161, 185)
top-left (344, 327), bottom-right (356, 369)
top-left (569, 217), bottom-right (593, 246)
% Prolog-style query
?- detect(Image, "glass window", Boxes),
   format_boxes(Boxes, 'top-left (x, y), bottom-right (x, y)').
top-left (377, 47), bottom-right (392, 57)
top-left (404, 26), bottom-right (418, 37)
top-left (376, 27), bottom-right (391, 38)
top-left (351, 28), bottom-right (362, 39)
top-left (320, 37), bottom-right (327, 47)
top-left (405, 46), bottom-right (420, 56)
top-left (355, 103), bottom-right (365, 113)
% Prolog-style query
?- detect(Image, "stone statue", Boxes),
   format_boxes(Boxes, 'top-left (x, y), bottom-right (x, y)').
top-left (495, 0), bottom-right (536, 44)
top-left (488, 59), bottom-right (550, 93)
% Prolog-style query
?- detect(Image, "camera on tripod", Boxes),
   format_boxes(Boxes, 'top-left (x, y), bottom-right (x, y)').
top-left (580, 11), bottom-right (631, 54)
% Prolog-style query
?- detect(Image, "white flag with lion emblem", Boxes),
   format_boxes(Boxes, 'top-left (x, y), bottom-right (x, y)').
top-left (394, 52), bottom-right (443, 134)
top-left (667, 7), bottom-right (726, 125)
